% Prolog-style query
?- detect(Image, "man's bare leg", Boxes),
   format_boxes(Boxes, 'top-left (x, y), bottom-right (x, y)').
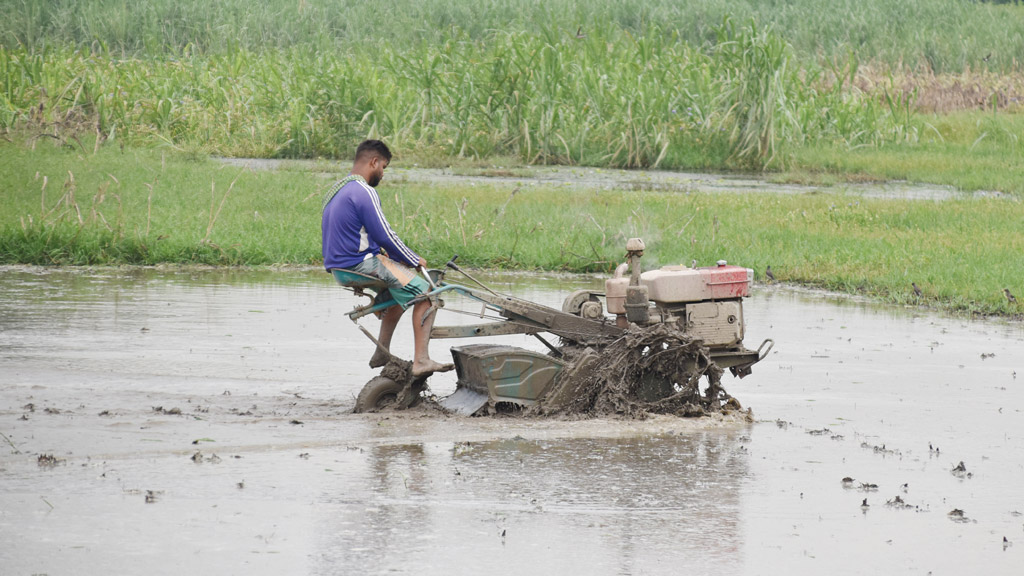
top-left (369, 305), bottom-right (403, 368)
top-left (411, 299), bottom-right (454, 376)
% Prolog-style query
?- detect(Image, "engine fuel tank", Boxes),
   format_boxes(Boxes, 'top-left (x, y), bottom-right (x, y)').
top-left (640, 263), bottom-right (752, 303)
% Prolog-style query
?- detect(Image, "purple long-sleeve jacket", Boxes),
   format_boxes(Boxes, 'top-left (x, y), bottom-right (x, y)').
top-left (321, 177), bottom-right (421, 270)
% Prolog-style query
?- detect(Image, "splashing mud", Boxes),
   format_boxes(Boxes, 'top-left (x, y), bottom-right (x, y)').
top-left (545, 324), bottom-right (740, 418)
top-left (382, 323), bottom-right (746, 419)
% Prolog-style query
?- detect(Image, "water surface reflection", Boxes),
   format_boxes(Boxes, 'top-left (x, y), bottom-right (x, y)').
top-left (317, 432), bottom-right (746, 575)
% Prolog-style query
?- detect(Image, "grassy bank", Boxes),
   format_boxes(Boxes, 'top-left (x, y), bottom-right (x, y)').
top-left (2, 139), bottom-right (1021, 316)
top-left (783, 111), bottom-right (1024, 194)
top-left (0, 140), bottom-right (318, 265)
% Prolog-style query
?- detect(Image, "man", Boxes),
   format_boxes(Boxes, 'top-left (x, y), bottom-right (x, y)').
top-left (322, 139), bottom-right (453, 376)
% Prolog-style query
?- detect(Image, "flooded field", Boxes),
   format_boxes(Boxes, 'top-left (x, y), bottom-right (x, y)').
top-left (1, 267), bottom-right (1022, 575)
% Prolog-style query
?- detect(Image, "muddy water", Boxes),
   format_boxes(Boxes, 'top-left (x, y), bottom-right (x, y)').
top-left (220, 158), bottom-right (1011, 201)
top-left (1, 267), bottom-right (1022, 575)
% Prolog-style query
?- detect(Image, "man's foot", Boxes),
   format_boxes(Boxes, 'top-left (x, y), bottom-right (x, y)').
top-left (412, 359), bottom-right (455, 377)
top-left (369, 348), bottom-right (391, 369)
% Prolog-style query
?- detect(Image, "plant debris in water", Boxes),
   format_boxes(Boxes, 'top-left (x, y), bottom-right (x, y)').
top-left (542, 324), bottom-right (747, 419)
top-left (37, 454), bottom-right (64, 468)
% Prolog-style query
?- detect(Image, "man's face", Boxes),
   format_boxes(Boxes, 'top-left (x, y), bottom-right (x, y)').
top-left (368, 156), bottom-right (389, 187)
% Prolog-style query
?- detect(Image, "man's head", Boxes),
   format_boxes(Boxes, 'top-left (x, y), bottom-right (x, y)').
top-left (353, 139), bottom-right (392, 187)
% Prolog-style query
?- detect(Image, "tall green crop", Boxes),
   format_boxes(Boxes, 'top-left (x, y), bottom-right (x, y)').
top-left (0, 21), bottom-right (910, 169)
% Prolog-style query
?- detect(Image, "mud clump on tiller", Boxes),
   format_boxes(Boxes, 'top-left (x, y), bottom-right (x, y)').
top-left (542, 324), bottom-right (747, 420)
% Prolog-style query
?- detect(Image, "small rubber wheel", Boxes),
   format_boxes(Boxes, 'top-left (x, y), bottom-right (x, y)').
top-left (354, 376), bottom-right (403, 413)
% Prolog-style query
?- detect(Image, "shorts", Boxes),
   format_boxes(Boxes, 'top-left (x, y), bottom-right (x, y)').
top-left (349, 254), bottom-right (430, 310)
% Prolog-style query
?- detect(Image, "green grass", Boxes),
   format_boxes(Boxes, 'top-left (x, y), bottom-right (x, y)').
top-left (0, 22), bottom-right (912, 170)
top-left (783, 111), bottom-right (1024, 194)
top-left (2, 138), bottom-right (1022, 316)
top-left (3, 1), bottom-right (1022, 175)
top-left (2, 0), bottom-right (1023, 316)
top-left (0, 139), bottom-right (323, 265)
top-left (3, 0), bottom-right (1023, 72)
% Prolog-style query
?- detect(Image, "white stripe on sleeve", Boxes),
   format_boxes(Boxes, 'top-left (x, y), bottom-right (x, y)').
top-left (361, 182), bottom-right (419, 265)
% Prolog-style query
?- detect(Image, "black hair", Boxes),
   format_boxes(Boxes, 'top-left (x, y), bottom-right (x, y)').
top-left (354, 139), bottom-right (392, 164)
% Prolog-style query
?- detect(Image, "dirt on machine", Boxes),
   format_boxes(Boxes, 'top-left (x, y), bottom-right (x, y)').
top-left (335, 238), bottom-right (773, 418)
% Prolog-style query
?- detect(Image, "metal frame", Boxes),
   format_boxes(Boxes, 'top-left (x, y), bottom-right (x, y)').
top-left (331, 268), bottom-right (770, 373)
